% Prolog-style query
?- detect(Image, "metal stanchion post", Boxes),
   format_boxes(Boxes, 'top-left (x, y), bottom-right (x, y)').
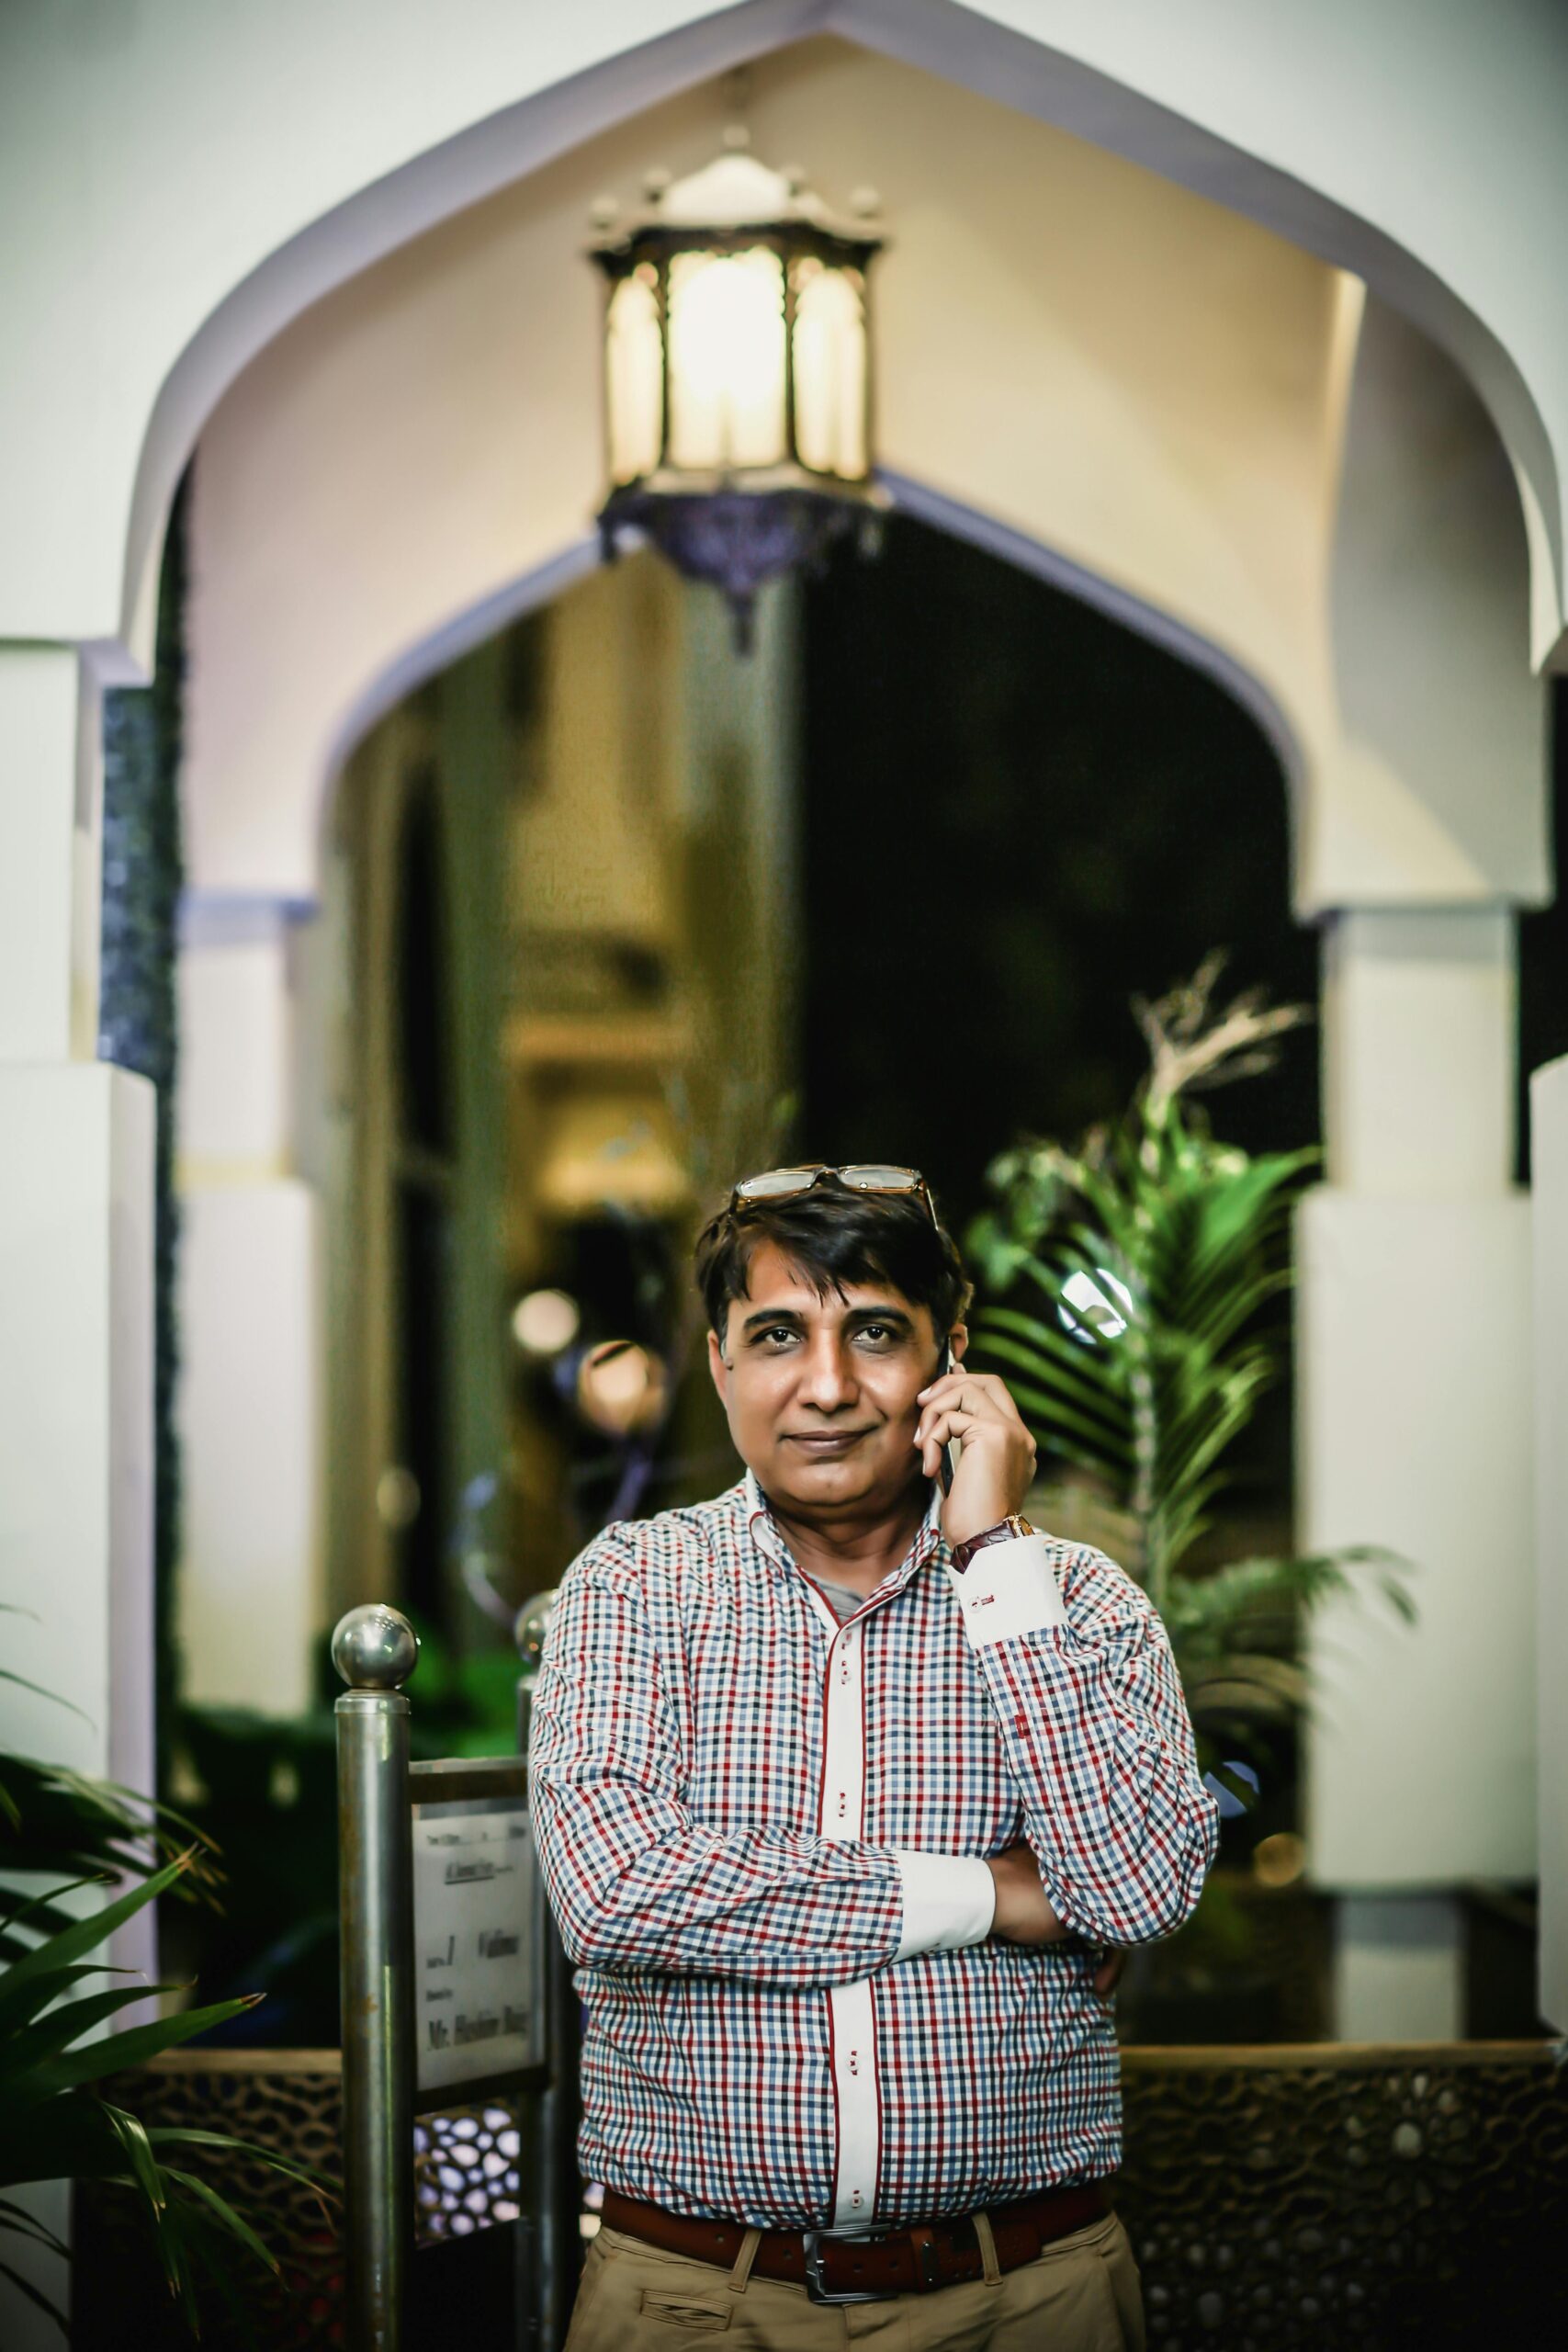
top-left (333, 1604), bottom-right (420, 2352)
top-left (514, 1591), bottom-right (561, 2352)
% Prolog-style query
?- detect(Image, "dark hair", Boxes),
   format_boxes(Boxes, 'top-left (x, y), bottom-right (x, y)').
top-left (694, 1178), bottom-right (973, 1349)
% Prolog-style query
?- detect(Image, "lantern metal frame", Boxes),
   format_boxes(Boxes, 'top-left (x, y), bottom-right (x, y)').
top-left (590, 164), bottom-right (887, 650)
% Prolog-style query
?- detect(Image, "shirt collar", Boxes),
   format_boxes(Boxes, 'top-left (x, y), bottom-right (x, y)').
top-left (742, 1468), bottom-right (947, 1592)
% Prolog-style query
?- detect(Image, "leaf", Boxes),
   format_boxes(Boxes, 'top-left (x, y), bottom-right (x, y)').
top-left (0, 2251), bottom-right (67, 2335)
top-left (0, 1962), bottom-right (136, 2038)
top-left (163, 2169), bottom-right (280, 2276)
top-left (146, 2128), bottom-right (339, 2206)
top-left (0, 1672), bottom-right (93, 1727)
top-left (989, 1374), bottom-right (1133, 1464)
top-left (0, 1849), bottom-right (192, 2008)
top-left (0, 2195), bottom-right (71, 2257)
top-left (101, 2102), bottom-right (167, 2225)
top-left (4, 1979), bottom-right (188, 2080)
top-left (25, 1995), bottom-right (260, 2100)
top-left (0, 1872), bottom-right (114, 1941)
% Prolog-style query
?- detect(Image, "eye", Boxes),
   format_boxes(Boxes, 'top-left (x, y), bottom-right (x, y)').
top-left (855, 1322), bottom-right (896, 1348)
top-left (756, 1325), bottom-right (800, 1350)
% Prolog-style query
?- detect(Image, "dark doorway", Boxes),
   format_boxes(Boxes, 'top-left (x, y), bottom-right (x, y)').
top-left (799, 512), bottom-right (1320, 1223)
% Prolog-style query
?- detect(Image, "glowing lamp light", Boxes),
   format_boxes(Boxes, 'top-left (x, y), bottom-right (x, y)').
top-left (512, 1288), bottom-right (581, 1357)
top-left (590, 137), bottom-right (886, 649)
top-left (575, 1340), bottom-right (670, 1437)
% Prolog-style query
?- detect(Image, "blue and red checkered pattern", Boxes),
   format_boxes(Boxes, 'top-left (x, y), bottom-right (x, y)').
top-left (529, 1477), bottom-right (1216, 2229)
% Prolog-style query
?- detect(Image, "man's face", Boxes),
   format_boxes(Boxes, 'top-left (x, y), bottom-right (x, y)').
top-left (707, 1239), bottom-right (963, 1518)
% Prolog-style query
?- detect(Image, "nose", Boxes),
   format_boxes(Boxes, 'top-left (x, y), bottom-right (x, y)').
top-left (795, 1331), bottom-right (858, 1415)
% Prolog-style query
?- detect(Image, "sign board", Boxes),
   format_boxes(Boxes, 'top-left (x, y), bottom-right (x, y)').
top-left (409, 1758), bottom-right (547, 2107)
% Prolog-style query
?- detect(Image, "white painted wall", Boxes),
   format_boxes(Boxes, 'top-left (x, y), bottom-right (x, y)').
top-left (1322, 911), bottom-right (1517, 1197)
top-left (184, 40), bottom-right (1544, 921)
top-left (1321, 300), bottom-right (1546, 908)
top-left (1530, 1057), bottom-right (1568, 2032)
top-left (175, 901), bottom-right (326, 1712)
top-left (1301, 1189), bottom-right (1535, 1887)
top-left (0, 1063), bottom-right (156, 1830)
top-left (179, 1184), bottom-right (323, 1714)
top-left (0, 650), bottom-right (80, 1062)
top-left (2, 2), bottom-right (1566, 668)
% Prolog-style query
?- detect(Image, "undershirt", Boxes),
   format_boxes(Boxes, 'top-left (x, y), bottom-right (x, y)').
top-left (805, 1573), bottom-right (867, 1623)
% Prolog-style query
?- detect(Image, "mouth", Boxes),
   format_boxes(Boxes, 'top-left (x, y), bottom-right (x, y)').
top-left (784, 1429), bottom-right (873, 1456)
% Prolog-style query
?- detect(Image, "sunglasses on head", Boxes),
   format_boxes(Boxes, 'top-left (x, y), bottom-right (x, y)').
top-left (728, 1164), bottom-right (939, 1228)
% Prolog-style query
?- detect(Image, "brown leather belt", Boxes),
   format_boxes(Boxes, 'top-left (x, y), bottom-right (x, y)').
top-left (599, 2180), bottom-right (1109, 2305)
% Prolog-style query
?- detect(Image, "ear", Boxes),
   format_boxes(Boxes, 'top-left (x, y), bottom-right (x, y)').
top-left (947, 1325), bottom-right (970, 1364)
top-left (706, 1326), bottom-right (731, 1403)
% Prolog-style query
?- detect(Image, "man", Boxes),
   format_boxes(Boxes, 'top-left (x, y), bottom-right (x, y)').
top-left (530, 1165), bottom-right (1217, 2349)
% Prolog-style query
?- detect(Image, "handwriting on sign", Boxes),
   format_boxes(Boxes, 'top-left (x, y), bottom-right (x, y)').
top-left (411, 1794), bottom-right (544, 2093)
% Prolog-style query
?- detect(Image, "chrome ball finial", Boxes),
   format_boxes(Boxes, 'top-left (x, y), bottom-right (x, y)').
top-left (513, 1590), bottom-right (559, 1682)
top-left (332, 1604), bottom-right (420, 1692)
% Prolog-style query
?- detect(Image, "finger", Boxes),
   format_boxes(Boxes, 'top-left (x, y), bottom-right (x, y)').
top-left (913, 1402), bottom-right (989, 1457)
top-left (1091, 1950), bottom-right (1128, 1999)
top-left (916, 1370), bottom-right (1010, 1407)
top-left (916, 1386), bottom-right (1016, 1437)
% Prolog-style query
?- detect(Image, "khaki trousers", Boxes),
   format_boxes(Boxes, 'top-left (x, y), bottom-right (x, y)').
top-left (563, 2214), bottom-right (1145, 2351)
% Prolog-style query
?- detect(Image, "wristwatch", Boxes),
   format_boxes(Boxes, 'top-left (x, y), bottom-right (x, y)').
top-left (951, 1514), bottom-right (1035, 1575)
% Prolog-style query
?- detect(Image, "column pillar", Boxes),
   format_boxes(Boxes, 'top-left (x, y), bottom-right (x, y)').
top-left (1529, 1055), bottom-right (1568, 2033)
top-left (176, 896), bottom-right (325, 1715)
top-left (1303, 908), bottom-right (1534, 2038)
top-left (0, 645), bottom-right (155, 1795)
top-left (0, 646), bottom-right (156, 2350)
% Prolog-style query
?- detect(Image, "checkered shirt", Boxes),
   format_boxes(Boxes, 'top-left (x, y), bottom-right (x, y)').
top-left (529, 1475), bottom-right (1217, 2230)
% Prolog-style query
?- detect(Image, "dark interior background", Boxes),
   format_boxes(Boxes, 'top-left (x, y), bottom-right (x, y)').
top-left (799, 513), bottom-right (1322, 1227)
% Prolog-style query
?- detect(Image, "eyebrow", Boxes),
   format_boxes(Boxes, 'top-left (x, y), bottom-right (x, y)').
top-left (739, 1303), bottom-right (916, 1337)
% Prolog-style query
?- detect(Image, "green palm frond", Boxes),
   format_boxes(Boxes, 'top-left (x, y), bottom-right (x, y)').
top-left (968, 967), bottom-right (1413, 1732)
top-left (0, 1669), bottom-right (334, 2336)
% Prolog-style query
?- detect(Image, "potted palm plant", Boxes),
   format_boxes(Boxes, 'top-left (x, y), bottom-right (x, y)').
top-left (0, 1625), bottom-right (329, 2335)
top-left (965, 961), bottom-right (1410, 2033)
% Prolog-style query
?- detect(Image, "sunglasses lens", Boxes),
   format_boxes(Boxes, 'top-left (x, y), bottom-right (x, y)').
top-left (735, 1167), bottom-right (820, 1200)
top-left (840, 1166), bottom-right (920, 1192)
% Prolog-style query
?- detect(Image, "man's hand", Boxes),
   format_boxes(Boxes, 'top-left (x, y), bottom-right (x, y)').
top-left (986, 1843), bottom-right (1066, 1945)
top-left (987, 1845), bottom-right (1129, 2002)
top-left (914, 1365), bottom-right (1037, 1548)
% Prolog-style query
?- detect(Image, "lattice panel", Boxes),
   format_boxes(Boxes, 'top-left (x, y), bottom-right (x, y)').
top-left (414, 2102), bottom-right (523, 2239)
top-left (73, 2047), bottom-right (1568, 2350)
top-left (75, 2059), bottom-right (345, 2350)
top-left (1118, 2048), bottom-right (1568, 2348)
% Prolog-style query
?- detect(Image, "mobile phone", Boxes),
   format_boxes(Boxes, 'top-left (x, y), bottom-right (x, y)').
top-left (937, 1342), bottom-right (962, 1496)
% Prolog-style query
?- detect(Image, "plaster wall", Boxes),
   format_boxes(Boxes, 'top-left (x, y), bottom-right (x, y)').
top-left (179, 1183), bottom-right (323, 1715)
top-left (1300, 1188), bottom-right (1536, 1889)
top-left (175, 903), bottom-right (325, 1711)
top-left (2, 2), bottom-right (1567, 671)
top-left (1530, 1055), bottom-right (1568, 2032)
top-left (0, 1065), bottom-right (156, 1833)
top-left (185, 39), bottom-right (1541, 920)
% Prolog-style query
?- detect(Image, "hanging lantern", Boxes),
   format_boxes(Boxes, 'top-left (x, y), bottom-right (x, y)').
top-left (590, 138), bottom-right (886, 650)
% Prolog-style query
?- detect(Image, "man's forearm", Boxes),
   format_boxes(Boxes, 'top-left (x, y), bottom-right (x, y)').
top-left (951, 1530), bottom-right (1218, 1946)
top-left (534, 1781), bottom-right (996, 1985)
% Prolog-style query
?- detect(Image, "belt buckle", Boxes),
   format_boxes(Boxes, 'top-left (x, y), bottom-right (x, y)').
top-left (801, 2223), bottom-right (897, 2305)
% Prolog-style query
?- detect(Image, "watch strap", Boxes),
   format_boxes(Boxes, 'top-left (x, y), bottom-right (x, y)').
top-left (951, 1513), bottom-right (1035, 1574)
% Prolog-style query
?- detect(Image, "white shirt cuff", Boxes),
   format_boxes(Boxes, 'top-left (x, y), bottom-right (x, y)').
top-left (946, 1529), bottom-right (1068, 1646)
top-left (892, 1851), bottom-right (997, 1959)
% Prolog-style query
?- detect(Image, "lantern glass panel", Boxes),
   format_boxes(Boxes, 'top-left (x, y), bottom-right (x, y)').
top-left (666, 246), bottom-right (787, 471)
top-left (791, 257), bottom-right (867, 481)
top-left (605, 265), bottom-right (664, 486)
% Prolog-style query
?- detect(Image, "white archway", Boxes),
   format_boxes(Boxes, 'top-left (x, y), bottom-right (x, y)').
top-left (0, 1), bottom-right (1554, 671)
